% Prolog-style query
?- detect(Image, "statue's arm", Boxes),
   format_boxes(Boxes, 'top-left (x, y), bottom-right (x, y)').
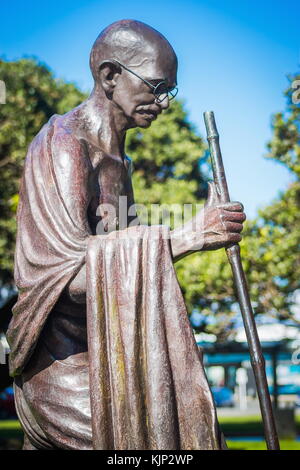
top-left (67, 168), bottom-right (245, 300)
top-left (50, 130), bottom-right (92, 304)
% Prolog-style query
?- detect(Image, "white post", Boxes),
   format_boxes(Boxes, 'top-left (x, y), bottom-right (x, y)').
top-left (0, 80), bottom-right (6, 104)
top-left (236, 367), bottom-right (248, 410)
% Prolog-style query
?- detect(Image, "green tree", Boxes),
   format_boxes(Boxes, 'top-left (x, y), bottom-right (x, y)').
top-left (178, 72), bottom-right (300, 340)
top-left (0, 58), bottom-right (87, 284)
top-left (243, 72), bottom-right (300, 323)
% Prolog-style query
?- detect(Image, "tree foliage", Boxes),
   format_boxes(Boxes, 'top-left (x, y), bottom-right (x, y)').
top-left (180, 72), bottom-right (300, 339)
top-left (0, 58), bottom-right (86, 283)
top-left (245, 72), bottom-right (300, 323)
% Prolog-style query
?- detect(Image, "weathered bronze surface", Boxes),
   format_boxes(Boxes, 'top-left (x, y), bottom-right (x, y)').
top-left (7, 20), bottom-right (246, 450)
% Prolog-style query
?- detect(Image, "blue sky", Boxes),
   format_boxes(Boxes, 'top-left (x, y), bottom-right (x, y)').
top-left (1, 0), bottom-right (299, 218)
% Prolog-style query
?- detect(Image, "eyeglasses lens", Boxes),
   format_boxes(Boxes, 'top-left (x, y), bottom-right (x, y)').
top-left (154, 82), bottom-right (178, 103)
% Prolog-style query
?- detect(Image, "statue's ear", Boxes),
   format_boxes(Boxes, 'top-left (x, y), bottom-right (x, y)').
top-left (98, 60), bottom-right (121, 94)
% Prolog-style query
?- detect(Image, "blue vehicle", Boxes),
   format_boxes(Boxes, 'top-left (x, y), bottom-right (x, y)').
top-left (0, 386), bottom-right (16, 418)
top-left (211, 386), bottom-right (234, 407)
top-left (268, 384), bottom-right (300, 395)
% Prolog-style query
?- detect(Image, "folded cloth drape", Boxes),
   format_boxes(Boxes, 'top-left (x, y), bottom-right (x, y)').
top-left (7, 115), bottom-right (88, 377)
top-left (86, 225), bottom-right (224, 450)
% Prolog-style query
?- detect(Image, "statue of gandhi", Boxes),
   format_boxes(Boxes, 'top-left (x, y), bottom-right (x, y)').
top-left (7, 19), bottom-right (245, 450)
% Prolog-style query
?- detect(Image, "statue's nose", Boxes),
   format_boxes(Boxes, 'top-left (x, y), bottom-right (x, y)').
top-left (158, 95), bottom-right (169, 110)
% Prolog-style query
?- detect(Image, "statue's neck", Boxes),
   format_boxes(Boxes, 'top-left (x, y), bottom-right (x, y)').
top-left (70, 91), bottom-right (128, 160)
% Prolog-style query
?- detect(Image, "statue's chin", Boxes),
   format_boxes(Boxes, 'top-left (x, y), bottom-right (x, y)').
top-left (139, 120), bottom-right (152, 129)
top-left (135, 115), bottom-right (154, 129)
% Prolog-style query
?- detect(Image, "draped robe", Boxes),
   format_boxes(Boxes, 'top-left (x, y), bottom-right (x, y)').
top-left (6, 114), bottom-right (225, 450)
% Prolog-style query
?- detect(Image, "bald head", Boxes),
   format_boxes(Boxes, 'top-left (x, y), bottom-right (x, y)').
top-left (90, 19), bottom-right (177, 82)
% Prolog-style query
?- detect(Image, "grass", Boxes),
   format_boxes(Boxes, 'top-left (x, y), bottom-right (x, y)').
top-left (219, 414), bottom-right (300, 436)
top-left (219, 414), bottom-right (300, 449)
top-left (0, 419), bottom-right (22, 435)
top-left (0, 417), bottom-right (300, 450)
top-left (0, 420), bottom-right (23, 450)
top-left (219, 414), bottom-right (265, 436)
top-left (226, 440), bottom-right (300, 450)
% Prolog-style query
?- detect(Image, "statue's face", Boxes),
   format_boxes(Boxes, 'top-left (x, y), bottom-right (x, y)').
top-left (111, 49), bottom-right (178, 129)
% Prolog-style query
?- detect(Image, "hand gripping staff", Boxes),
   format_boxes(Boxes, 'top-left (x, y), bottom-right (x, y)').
top-left (204, 111), bottom-right (280, 450)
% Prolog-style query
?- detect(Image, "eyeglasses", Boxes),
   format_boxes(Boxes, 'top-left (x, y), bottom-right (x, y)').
top-left (109, 59), bottom-right (178, 103)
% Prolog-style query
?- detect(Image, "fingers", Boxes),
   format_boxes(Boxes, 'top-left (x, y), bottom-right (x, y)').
top-left (221, 201), bottom-right (244, 212)
top-left (224, 232), bottom-right (242, 245)
top-left (222, 210), bottom-right (246, 223)
top-left (224, 221), bottom-right (244, 233)
top-left (218, 219), bottom-right (243, 246)
top-left (218, 202), bottom-right (246, 223)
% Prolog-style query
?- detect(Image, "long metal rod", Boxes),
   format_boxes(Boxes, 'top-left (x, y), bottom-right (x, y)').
top-left (203, 111), bottom-right (280, 450)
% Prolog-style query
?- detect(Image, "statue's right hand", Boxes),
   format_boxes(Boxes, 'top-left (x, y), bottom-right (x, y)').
top-left (193, 182), bottom-right (246, 252)
top-left (170, 182), bottom-right (246, 260)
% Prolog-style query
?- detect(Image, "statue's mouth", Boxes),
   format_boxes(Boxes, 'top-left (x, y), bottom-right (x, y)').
top-left (136, 110), bottom-right (158, 121)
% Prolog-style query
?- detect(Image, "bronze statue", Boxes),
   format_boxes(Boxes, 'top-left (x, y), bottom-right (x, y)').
top-left (7, 20), bottom-right (246, 450)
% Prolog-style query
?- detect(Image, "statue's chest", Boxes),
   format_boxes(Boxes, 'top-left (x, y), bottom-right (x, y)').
top-left (87, 152), bottom-right (131, 234)
top-left (98, 155), bottom-right (129, 205)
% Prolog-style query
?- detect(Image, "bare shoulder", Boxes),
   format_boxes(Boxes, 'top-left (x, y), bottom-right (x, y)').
top-left (51, 113), bottom-right (87, 161)
top-left (49, 114), bottom-right (92, 211)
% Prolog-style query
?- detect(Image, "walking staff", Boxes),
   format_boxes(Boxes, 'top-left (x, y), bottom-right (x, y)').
top-left (204, 111), bottom-right (280, 450)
